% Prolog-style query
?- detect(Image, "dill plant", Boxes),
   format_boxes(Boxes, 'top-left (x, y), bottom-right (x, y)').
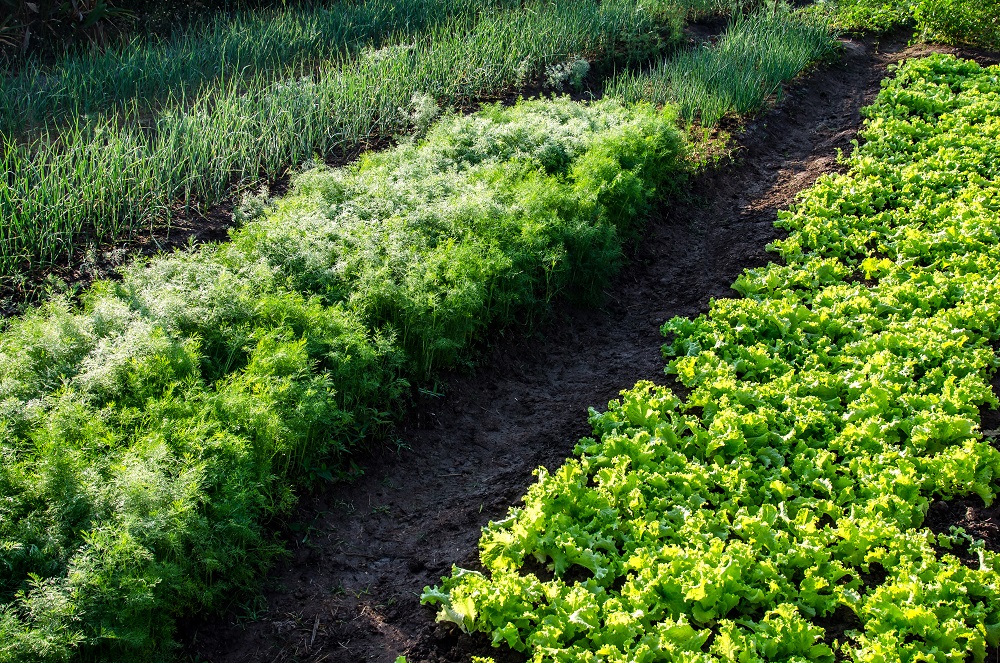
top-left (229, 97), bottom-right (685, 375)
top-left (0, 97), bottom-right (686, 661)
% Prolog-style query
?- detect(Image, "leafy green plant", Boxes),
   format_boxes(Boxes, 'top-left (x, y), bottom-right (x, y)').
top-left (825, 0), bottom-right (915, 33)
top-left (426, 53), bottom-right (1000, 663)
top-left (914, 0), bottom-right (1000, 47)
top-left (829, 0), bottom-right (1000, 48)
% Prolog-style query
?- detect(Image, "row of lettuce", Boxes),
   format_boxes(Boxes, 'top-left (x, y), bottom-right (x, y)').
top-left (424, 54), bottom-right (1000, 662)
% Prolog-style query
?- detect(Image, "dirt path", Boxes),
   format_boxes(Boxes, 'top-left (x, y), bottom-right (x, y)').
top-left (182, 38), bottom-right (994, 663)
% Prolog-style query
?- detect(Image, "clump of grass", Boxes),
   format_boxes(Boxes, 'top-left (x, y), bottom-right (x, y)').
top-left (0, 96), bottom-right (687, 661)
top-left (0, 0), bottom-right (516, 135)
top-left (606, 3), bottom-right (837, 127)
top-left (0, 0), bottom-right (684, 284)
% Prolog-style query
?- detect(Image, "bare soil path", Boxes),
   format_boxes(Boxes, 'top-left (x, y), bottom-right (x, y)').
top-left (183, 37), bottom-right (999, 663)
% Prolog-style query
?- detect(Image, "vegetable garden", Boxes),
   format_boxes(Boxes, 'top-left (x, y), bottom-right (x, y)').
top-left (1, 0), bottom-right (999, 661)
top-left (426, 53), bottom-right (1000, 663)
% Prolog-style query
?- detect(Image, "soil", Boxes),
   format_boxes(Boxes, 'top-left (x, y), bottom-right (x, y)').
top-left (169, 37), bottom-right (1000, 663)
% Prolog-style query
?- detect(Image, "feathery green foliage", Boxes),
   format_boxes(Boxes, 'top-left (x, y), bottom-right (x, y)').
top-left (425, 54), bottom-right (1000, 663)
top-left (231, 99), bottom-right (686, 376)
top-left (606, 4), bottom-right (837, 126)
top-left (0, 0), bottom-right (684, 283)
top-left (0, 97), bottom-right (686, 662)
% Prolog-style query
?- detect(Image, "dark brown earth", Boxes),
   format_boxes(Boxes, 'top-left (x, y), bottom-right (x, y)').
top-left (180, 39), bottom-right (1000, 663)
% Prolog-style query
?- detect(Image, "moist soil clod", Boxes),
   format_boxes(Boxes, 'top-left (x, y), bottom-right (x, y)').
top-left (172, 36), bottom-right (997, 663)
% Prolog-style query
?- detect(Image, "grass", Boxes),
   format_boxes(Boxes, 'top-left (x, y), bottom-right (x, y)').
top-left (0, 0), bottom-right (685, 286)
top-left (0, 96), bottom-right (687, 662)
top-left (606, 4), bottom-right (838, 127)
top-left (0, 0), bottom-right (517, 135)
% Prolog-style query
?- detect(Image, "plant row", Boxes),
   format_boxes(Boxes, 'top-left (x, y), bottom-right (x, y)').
top-left (0, 5), bottom-right (842, 658)
top-left (606, 4), bottom-right (836, 127)
top-left (0, 0), bottom-right (521, 134)
top-left (424, 53), bottom-right (1000, 663)
top-left (0, 97), bottom-right (686, 662)
top-left (828, 0), bottom-right (998, 49)
top-left (1, 0), bottom-right (755, 132)
top-left (0, 0), bottom-right (684, 283)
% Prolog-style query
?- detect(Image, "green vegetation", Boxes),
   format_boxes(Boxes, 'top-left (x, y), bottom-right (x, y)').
top-left (606, 5), bottom-right (836, 127)
top-left (0, 2), bottom-right (844, 659)
top-left (0, 0), bottom-right (683, 284)
top-left (0, 0), bottom-right (526, 133)
top-left (424, 53), bottom-right (1000, 662)
top-left (829, 0), bottom-right (999, 48)
top-left (0, 97), bottom-right (686, 662)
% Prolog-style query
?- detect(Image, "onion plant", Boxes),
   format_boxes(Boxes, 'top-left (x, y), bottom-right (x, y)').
top-left (606, 3), bottom-right (837, 126)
